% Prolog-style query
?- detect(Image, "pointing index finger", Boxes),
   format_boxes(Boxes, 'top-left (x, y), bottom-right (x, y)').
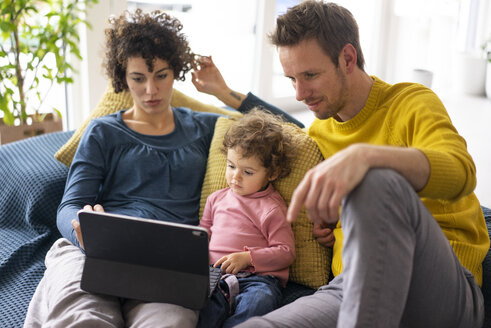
top-left (287, 177), bottom-right (310, 223)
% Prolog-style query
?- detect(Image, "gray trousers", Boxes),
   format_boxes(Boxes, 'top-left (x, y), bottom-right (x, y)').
top-left (23, 238), bottom-right (198, 328)
top-left (237, 168), bottom-right (484, 328)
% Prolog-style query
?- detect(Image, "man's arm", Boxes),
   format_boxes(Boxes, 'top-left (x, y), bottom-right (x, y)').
top-left (287, 143), bottom-right (430, 225)
top-left (363, 144), bottom-right (430, 191)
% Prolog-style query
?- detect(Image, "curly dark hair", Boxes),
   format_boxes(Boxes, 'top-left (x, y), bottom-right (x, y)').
top-left (222, 108), bottom-right (299, 180)
top-left (104, 9), bottom-right (194, 93)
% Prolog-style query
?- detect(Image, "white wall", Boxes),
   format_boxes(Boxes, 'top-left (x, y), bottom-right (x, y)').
top-left (67, 0), bottom-right (126, 130)
top-left (67, 0), bottom-right (491, 130)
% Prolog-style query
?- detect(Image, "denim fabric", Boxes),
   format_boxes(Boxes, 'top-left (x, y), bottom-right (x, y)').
top-left (198, 274), bottom-right (282, 328)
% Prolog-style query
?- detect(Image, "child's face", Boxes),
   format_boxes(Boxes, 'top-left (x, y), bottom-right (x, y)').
top-left (226, 148), bottom-right (274, 196)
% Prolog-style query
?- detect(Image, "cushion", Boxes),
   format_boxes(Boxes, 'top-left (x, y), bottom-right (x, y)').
top-left (200, 116), bottom-right (331, 289)
top-left (55, 84), bottom-right (331, 289)
top-left (54, 84), bottom-right (242, 166)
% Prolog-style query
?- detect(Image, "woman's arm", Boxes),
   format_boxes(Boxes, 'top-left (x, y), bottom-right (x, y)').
top-left (191, 55), bottom-right (246, 109)
top-left (192, 56), bottom-right (304, 128)
top-left (57, 122), bottom-right (106, 248)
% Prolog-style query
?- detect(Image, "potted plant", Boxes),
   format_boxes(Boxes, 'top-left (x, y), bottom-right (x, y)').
top-left (0, 0), bottom-right (98, 145)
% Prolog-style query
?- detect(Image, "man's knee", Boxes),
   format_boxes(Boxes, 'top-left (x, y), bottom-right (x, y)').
top-left (357, 168), bottom-right (407, 194)
top-left (345, 168), bottom-right (413, 208)
top-left (342, 168), bottom-right (420, 233)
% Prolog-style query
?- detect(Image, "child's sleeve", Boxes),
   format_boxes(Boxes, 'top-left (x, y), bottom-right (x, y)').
top-left (245, 205), bottom-right (296, 273)
top-left (199, 195), bottom-right (214, 239)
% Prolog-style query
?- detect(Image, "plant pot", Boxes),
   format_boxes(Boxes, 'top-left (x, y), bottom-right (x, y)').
top-left (0, 114), bottom-right (63, 145)
top-left (455, 52), bottom-right (487, 96)
top-left (412, 69), bottom-right (433, 88)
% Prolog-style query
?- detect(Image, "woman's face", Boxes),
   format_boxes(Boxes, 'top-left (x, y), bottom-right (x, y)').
top-left (126, 56), bottom-right (175, 116)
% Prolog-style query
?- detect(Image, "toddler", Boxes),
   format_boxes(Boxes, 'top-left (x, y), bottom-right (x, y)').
top-left (198, 109), bottom-right (299, 328)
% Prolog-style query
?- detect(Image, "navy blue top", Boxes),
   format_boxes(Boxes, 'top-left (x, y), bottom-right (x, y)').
top-left (58, 107), bottom-right (219, 247)
top-left (238, 92), bottom-right (305, 129)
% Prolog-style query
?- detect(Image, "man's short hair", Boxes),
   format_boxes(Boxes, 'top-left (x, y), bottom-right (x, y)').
top-left (269, 1), bottom-right (365, 70)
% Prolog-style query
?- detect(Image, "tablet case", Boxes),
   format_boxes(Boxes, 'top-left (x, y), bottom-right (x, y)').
top-left (78, 210), bottom-right (216, 310)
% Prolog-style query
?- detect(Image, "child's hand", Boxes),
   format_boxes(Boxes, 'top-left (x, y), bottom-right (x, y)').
top-left (313, 222), bottom-right (336, 247)
top-left (214, 251), bottom-right (252, 275)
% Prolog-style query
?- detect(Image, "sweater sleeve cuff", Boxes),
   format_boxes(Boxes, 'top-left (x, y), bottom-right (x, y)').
top-left (419, 148), bottom-right (473, 199)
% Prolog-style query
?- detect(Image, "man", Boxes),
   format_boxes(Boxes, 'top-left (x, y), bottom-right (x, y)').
top-left (192, 1), bottom-right (489, 327)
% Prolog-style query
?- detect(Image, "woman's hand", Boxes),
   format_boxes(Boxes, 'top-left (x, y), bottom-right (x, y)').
top-left (72, 204), bottom-right (105, 250)
top-left (214, 251), bottom-right (252, 275)
top-left (191, 55), bottom-right (228, 97)
top-left (192, 55), bottom-right (246, 109)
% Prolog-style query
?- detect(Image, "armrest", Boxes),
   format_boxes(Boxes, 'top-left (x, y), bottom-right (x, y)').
top-left (0, 131), bottom-right (73, 234)
top-left (0, 130), bottom-right (73, 327)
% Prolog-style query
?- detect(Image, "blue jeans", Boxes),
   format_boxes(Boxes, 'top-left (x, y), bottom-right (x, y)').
top-left (197, 274), bottom-right (282, 328)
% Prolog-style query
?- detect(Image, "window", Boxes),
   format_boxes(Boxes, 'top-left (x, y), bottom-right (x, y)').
top-left (127, 0), bottom-right (259, 108)
top-left (269, 0), bottom-right (381, 111)
top-left (66, 0), bottom-right (491, 130)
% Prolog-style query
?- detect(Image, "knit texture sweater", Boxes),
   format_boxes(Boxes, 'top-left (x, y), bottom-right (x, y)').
top-left (200, 184), bottom-right (296, 287)
top-left (58, 107), bottom-right (219, 248)
top-left (308, 76), bottom-right (489, 286)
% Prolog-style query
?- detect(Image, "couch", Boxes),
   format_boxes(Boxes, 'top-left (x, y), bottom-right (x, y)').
top-left (1, 102), bottom-right (490, 328)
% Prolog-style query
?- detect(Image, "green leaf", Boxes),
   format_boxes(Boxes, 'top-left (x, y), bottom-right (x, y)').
top-left (52, 107), bottom-right (62, 119)
top-left (0, 93), bottom-right (15, 125)
top-left (1, 111), bottom-right (15, 125)
top-left (0, 92), bottom-right (15, 125)
top-left (1, 0), bottom-right (99, 121)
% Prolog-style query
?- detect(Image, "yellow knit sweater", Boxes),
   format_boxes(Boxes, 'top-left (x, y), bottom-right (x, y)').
top-left (308, 76), bottom-right (489, 286)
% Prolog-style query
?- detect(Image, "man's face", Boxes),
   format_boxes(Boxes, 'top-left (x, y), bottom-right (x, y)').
top-left (279, 39), bottom-right (348, 120)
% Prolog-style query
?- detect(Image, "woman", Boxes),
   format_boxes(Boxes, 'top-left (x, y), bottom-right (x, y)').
top-left (24, 9), bottom-right (219, 328)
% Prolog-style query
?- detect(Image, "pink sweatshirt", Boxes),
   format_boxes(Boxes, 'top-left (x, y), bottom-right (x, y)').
top-left (200, 184), bottom-right (296, 287)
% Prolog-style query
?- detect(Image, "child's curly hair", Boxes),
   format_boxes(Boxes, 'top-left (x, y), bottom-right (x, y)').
top-left (104, 9), bottom-right (194, 93)
top-left (222, 108), bottom-right (299, 181)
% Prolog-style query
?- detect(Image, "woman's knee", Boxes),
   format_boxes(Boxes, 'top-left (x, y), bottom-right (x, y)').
top-left (124, 301), bottom-right (199, 328)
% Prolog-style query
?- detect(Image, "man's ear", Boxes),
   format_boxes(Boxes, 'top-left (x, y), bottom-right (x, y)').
top-left (340, 43), bottom-right (357, 74)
